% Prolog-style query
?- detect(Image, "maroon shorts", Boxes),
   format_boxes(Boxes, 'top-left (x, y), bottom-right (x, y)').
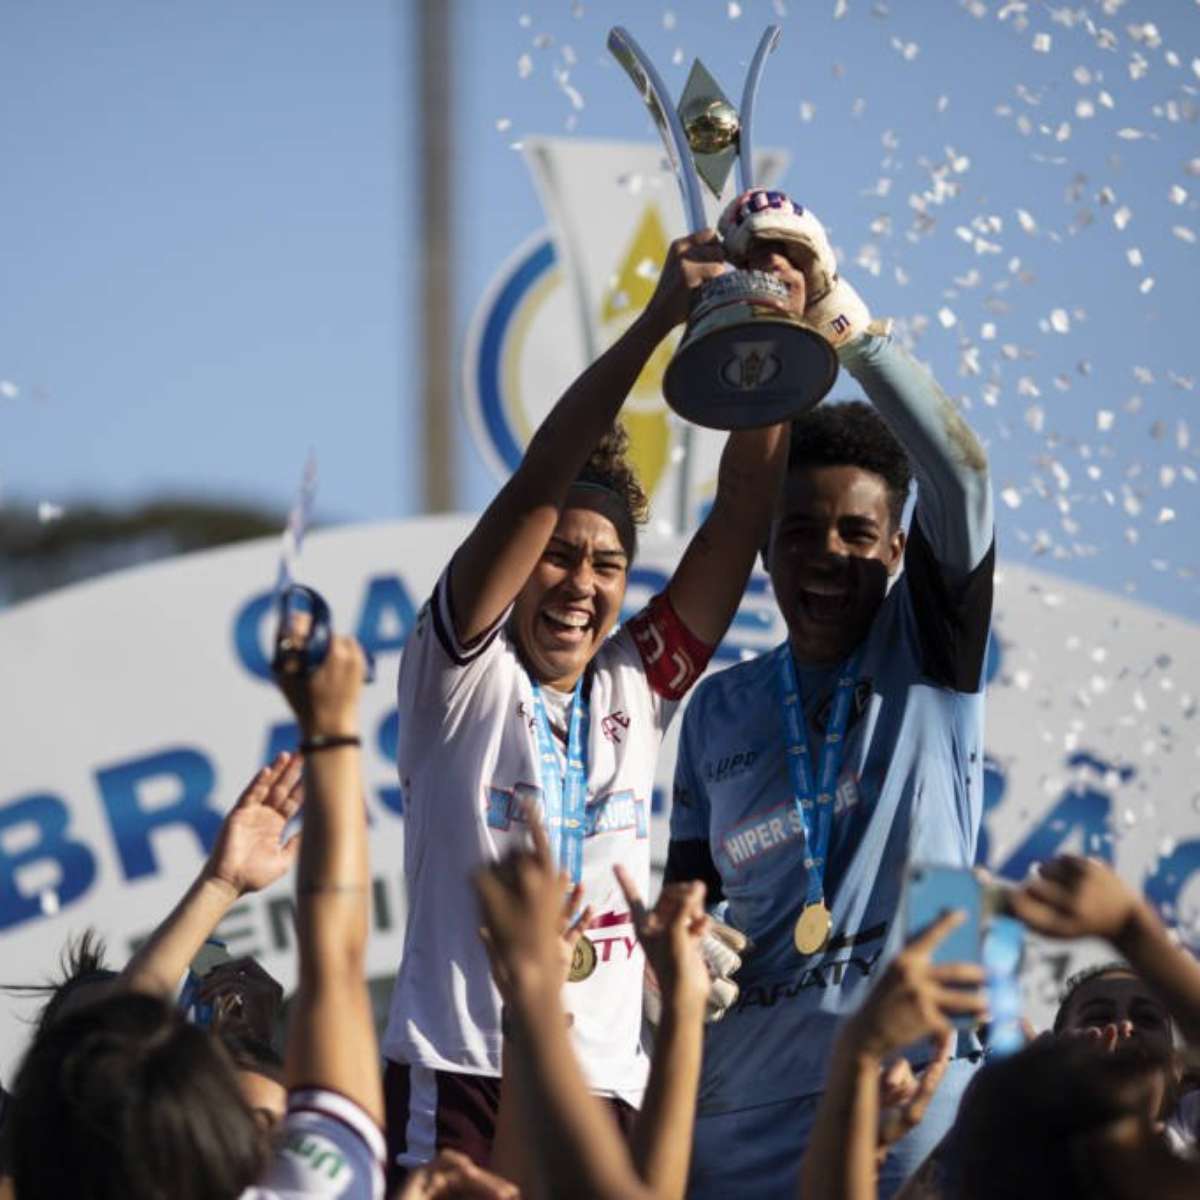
top-left (384, 1059), bottom-right (637, 1192)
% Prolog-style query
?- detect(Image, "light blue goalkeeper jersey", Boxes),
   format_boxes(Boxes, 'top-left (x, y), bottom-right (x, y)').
top-left (668, 330), bottom-right (995, 1121)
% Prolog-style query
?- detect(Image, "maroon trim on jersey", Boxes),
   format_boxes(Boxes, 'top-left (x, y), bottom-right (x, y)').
top-left (626, 591), bottom-right (715, 702)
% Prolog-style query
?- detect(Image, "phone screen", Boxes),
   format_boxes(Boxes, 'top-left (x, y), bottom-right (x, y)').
top-left (904, 864), bottom-right (983, 967)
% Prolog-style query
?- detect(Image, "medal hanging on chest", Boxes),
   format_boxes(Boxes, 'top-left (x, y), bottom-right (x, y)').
top-left (529, 674), bottom-right (597, 982)
top-left (776, 646), bottom-right (861, 957)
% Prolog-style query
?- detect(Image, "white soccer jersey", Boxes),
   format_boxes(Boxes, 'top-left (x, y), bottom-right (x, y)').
top-left (382, 567), bottom-right (709, 1105)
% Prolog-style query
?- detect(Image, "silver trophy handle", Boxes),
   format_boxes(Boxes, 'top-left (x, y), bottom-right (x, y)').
top-left (737, 25), bottom-right (782, 194)
top-left (607, 26), bottom-right (708, 233)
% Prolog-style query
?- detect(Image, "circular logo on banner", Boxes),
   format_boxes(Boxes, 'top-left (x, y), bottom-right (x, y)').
top-left (461, 214), bottom-right (724, 524)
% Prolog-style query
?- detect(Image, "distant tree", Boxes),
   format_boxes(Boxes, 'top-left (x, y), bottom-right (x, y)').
top-left (0, 498), bottom-right (285, 607)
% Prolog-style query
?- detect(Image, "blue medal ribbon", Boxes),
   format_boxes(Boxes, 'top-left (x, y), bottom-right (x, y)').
top-left (776, 645), bottom-right (861, 908)
top-left (529, 675), bottom-right (591, 886)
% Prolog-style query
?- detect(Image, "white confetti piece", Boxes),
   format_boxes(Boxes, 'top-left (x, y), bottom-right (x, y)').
top-left (727, 1), bottom-right (742, 18)
top-left (1073, 66), bottom-right (1092, 85)
top-left (37, 501), bottom-right (64, 523)
top-left (1016, 208), bottom-right (1037, 234)
top-left (634, 257), bottom-right (659, 280)
top-left (891, 38), bottom-right (919, 61)
top-left (936, 95), bottom-right (949, 113)
top-left (1001, 487), bottom-right (1022, 509)
top-left (1169, 185), bottom-right (1188, 205)
top-left (1139, 277), bottom-right (1155, 294)
top-left (1157, 507), bottom-right (1176, 524)
top-left (1160, 466), bottom-right (1176, 488)
top-left (980, 322), bottom-right (996, 340)
top-left (1075, 98), bottom-right (1095, 119)
top-left (40, 890), bottom-right (59, 916)
top-left (672, 48), bottom-right (684, 66)
top-left (1126, 247), bottom-right (1143, 267)
top-left (0, 380), bottom-right (17, 399)
top-left (1116, 128), bottom-right (1148, 140)
top-left (662, 10), bottom-right (677, 29)
top-left (799, 100), bottom-right (816, 123)
top-left (517, 53), bottom-right (533, 79)
top-left (1113, 205), bottom-right (1132, 230)
top-left (495, 117), bottom-right (512, 132)
top-left (1033, 32), bottom-right (1051, 53)
top-left (1049, 308), bottom-right (1070, 333)
top-left (518, 13), bottom-right (532, 27)
top-left (1097, 410), bottom-right (1115, 431)
top-left (937, 306), bottom-right (957, 328)
top-left (834, 0), bottom-right (849, 18)
top-left (1172, 226), bottom-right (1196, 244)
top-left (1098, 90), bottom-right (1114, 109)
top-left (532, 33), bottom-right (554, 49)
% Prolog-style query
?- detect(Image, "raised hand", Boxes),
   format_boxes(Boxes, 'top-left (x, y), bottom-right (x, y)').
top-left (846, 910), bottom-right (988, 1059)
top-left (475, 808), bottom-right (573, 1003)
top-left (1008, 855), bottom-right (1141, 944)
top-left (205, 753), bottom-right (303, 897)
top-left (876, 1030), bottom-right (955, 1157)
top-left (614, 865), bottom-right (710, 1020)
top-left (641, 230), bottom-right (728, 335)
top-left (395, 1149), bottom-right (519, 1200)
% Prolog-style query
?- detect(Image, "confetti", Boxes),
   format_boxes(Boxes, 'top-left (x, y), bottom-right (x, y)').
top-left (1001, 487), bottom-right (1022, 509)
top-left (1169, 185), bottom-right (1188, 205)
top-left (1097, 410), bottom-right (1115, 431)
top-left (1127, 247), bottom-right (1143, 267)
top-left (834, 0), bottom-right (849, 18)
top-left (937, 306), bottom-right (957, 328)
top-left (517, 53), bottom-right (533, 79)
top-left (662, 10), bottom-right (677, 29)
top-left (1033, 33), bottom-right (1051, 53)
top-left (1139, 277), bottom-right (1155, 294)
top-left (37, 501), bottom-right (64, 523)
top-left (799, 101), bottom-right (816, 123)
top-left (1113, 206), bottom-right (1132, 230)
top-left (1172, 226), bottom-right (1196, 244)
top-left (495, 117), bottom-right (512, 132)
top-left (1049, 308), bottom-right (1070, 333)
top-left (0, 380), bottom-right (17, 399)
top-left (727, 1), bottom-right (742, 18)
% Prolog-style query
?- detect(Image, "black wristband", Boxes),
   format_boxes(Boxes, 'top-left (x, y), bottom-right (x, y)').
top-left (299, 734), bottom-right (361, 754)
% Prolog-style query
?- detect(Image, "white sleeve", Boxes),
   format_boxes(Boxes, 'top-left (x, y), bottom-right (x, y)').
top-left (244, 1088), bottom-right (385, 1200)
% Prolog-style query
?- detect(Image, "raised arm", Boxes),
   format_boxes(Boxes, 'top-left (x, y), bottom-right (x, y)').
top-left (838, 334), bottom-right (992, 580)
top-left (665, 422), bottom-right (789, 646)
top-left (615, 868), bottom-right (710, 1200)
top-left (475, 819), bottom-right (655, 1200)
top-left (450, 232), bottom-right (726, 643)
top-left (119, 753), bottom-right (303, 997)
top-left (274, 633), bottom-right (382, 1124)
top-left (1009, 855), bottom-right (1200, 1050)
top-left (797, 911), bottom-right (987, 1200)
top-left (719, 188), bottom-right (992, 580)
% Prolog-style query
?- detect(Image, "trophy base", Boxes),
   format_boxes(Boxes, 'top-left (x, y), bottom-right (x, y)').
top-left (663, 271), bottom-right (839, 430)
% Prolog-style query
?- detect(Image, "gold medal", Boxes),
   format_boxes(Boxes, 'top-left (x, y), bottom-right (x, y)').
top-left (793, 902), bottom-right (832, 956)
top-left (567, 934), bottom-right (598, 983)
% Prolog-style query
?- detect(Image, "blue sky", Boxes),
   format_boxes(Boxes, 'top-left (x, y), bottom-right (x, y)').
top-left (2, 0), bottom-right (1198, 618)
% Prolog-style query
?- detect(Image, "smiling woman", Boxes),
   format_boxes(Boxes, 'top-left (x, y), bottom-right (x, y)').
top-left (377, 230), bottom-right (790, 1188)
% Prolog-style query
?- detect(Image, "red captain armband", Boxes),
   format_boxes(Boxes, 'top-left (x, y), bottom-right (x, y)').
top-left (626, 592), bottom-right (715, 701)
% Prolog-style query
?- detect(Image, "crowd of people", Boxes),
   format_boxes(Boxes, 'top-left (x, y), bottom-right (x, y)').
top-left (1, 188), bottom-right (1197, 1199)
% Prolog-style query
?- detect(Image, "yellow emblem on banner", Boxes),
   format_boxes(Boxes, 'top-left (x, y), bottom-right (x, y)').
top-left (598, 204), bottom-right (678, 505)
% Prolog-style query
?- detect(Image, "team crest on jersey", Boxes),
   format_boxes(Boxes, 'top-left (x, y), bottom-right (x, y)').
top-left (813, 678), bottom-right (873, 734)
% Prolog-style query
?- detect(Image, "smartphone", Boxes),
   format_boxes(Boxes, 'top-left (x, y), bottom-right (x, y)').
top-left (178, 938), bottom-right (232, 1028)
top-left (904, 863), bottom-right (984, 967)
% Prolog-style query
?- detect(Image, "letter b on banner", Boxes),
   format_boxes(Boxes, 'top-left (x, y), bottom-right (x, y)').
top-left (0, 794), bottom-right (97, 932)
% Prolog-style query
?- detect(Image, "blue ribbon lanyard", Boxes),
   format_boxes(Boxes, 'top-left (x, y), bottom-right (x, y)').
top-left (528, 676), bottom-right (590, 886)
top-left (776, 646), bottom-right (861, 908)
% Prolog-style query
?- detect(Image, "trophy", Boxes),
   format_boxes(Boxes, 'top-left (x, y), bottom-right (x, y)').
top-left (608, 25), bottom-right (838, 430)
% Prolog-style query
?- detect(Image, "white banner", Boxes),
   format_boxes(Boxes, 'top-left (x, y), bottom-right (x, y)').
top-left (1, 520), bottom-right (1197, 1074)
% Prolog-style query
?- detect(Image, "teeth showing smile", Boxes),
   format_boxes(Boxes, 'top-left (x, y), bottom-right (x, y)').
top-left (543, 608), bottom-right (590, 630)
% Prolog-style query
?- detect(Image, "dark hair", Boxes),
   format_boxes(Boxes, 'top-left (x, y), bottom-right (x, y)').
top-left (10, 991), bottom-right (264, 1200)
top-left (1, 928), bottom-right (118, 1041)
top-left (219, 1029), bottom-right (285, 1084)
top-left (944, 1035), bottom-right (1169, 1200)
top-left (1053, 961), bottom-right (1135, 1033)
top-left (574, 422), bottom-right (649, 557)
top-left (787, 400), bottom-right (912, 528)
